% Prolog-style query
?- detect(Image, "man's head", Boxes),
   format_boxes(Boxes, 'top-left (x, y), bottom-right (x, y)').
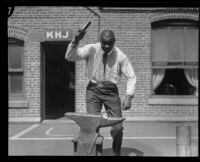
top-left (100, 30), bottom-right (116, 53)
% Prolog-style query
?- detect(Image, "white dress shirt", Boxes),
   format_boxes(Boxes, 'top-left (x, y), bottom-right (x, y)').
top-left (65, 42), bottom-right (136, 97)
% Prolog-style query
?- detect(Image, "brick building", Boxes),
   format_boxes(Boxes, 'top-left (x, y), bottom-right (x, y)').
top-left (8, 7), bottom-right (199, 122)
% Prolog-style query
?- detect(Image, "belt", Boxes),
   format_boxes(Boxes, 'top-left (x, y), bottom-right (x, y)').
top-left (89, 80), bottom-right (117, 88)
top-left (90, 80), bottom-right (98, 84)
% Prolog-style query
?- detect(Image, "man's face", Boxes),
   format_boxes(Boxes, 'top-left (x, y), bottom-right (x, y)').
top-left (100, 39), bottom-right (115, 53)
top-left (100, 30), bottom-right (115, 53)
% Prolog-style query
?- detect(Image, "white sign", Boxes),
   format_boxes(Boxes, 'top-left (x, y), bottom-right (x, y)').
top-left (45, 29), bottom-right (72, 40)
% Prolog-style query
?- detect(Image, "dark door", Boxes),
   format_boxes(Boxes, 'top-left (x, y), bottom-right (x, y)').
top-left (43, 41), bottom-right (75, 119)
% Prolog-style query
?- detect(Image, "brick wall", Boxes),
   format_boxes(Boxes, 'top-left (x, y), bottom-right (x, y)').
top-left (8, 7), bottom-right (198, 122)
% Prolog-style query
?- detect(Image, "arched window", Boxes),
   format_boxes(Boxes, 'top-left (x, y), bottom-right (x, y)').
top-left (8, 38), bottom-right (24, 98)
top-left (151, 19), bottom-right (198, 96)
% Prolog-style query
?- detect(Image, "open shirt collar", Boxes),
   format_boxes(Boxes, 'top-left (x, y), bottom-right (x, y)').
top-left (99, 44), bottom-right (115, 56)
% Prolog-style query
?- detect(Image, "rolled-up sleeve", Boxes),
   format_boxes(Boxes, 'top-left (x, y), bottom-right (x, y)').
top-left (121, 56), bottom-right (136, 97)
top-left (65, 42), bottom-right (92, 61)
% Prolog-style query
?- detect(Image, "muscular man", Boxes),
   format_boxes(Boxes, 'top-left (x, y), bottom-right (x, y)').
top-left (65, 29), bottom-right (136, 156)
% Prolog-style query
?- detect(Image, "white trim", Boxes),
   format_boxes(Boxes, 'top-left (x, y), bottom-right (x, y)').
top-left (42, 116), bottom-right (198, 123)
top-left (9, 99), bottom-right (29, 108)
top-left (10, 136), bottom-right (198, 141)
top-left (42, 119), bottom-right (76, 123)
top-left (9, 117), bottom-right (41, 123)
top-left (8, 116), bottom-right (198, 123)
top-left (148, 96), bottom-right (198, 105)
top-left (123, 116), bottom-right (198, 122)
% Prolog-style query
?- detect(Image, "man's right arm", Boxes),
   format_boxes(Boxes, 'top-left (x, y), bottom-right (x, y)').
top-left (65, 41), bottom-right (92, 62)
top-left (65, 41), bottom-right (79, 61)
top-left (65, 28), bottom-right (91, 61)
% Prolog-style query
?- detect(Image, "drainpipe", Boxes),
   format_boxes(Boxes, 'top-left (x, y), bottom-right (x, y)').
top-left (84, 7), bottom-right (101, 41)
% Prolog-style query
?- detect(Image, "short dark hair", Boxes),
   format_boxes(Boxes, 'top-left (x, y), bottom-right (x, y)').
top-left (100, 30), bottom-right (115, 42)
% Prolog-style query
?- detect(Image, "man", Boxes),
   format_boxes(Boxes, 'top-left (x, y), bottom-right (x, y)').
top-left (65, 29), bottom-right (136, 156)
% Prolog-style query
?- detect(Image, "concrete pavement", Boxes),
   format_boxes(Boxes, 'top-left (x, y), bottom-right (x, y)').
top-left (8, 120), bottom-right (198, 156)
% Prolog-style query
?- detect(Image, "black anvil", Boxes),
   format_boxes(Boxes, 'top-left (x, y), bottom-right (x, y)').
top-left (65, 112), bottom-right (125, 156)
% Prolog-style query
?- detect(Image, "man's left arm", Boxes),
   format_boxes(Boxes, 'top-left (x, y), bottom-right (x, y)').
top-left (121, 56), bottom-right (136, 110)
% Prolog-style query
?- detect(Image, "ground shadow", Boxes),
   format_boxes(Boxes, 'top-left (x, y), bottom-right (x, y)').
top-left (103, 147), bottom-right (144, 156)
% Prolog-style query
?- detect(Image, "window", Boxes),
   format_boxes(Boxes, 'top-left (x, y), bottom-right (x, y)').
top-left (8, 38), bottom-right (24, 98)
top-left (151, 20), bottom-right (198, 97)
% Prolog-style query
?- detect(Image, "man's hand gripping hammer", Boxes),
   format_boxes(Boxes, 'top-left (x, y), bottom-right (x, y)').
top-left (73, 20), bottom-right (91, 44)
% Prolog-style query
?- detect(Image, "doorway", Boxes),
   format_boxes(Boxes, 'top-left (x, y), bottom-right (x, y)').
top-left (42, 41), bottom-right (75, 120)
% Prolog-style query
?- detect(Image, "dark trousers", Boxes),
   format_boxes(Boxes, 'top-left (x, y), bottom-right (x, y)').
top-left (86, 81), bottom-right (124, 155)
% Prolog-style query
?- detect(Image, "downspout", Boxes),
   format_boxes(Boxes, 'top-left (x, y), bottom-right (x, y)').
top-left (84, 7), bottom-right (101, 41)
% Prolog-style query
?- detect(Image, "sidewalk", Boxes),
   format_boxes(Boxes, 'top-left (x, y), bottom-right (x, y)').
top-left (8, 120), bottom-right (198, 156)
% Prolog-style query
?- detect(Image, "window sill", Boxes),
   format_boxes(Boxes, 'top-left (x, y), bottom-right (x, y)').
top-left (9, 98), bottom-right (29, 108)
top-left (148, 95), bottom-right (198, 105)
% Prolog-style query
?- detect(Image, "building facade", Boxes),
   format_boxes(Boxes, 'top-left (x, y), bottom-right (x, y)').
top-left (8, 7), bottom-right (199, 122)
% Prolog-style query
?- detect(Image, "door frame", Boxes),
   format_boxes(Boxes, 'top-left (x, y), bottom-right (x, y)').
top-left (41, 42), bottom-right (46, 121)
top-left (41, 41), bottom-right (75, 120)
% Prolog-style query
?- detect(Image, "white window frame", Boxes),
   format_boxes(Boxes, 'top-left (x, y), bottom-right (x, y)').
top-left (148, 20), bottom-right (198, 105)
top-left (8, 38), bottom-right (28, 108)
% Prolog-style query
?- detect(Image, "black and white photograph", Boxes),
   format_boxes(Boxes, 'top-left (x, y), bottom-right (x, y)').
top-left (7, 3), bottom-right (199, 156)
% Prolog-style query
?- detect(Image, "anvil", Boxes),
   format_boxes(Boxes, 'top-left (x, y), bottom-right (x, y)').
top-left (65, 112), bottom-right (125, 156)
